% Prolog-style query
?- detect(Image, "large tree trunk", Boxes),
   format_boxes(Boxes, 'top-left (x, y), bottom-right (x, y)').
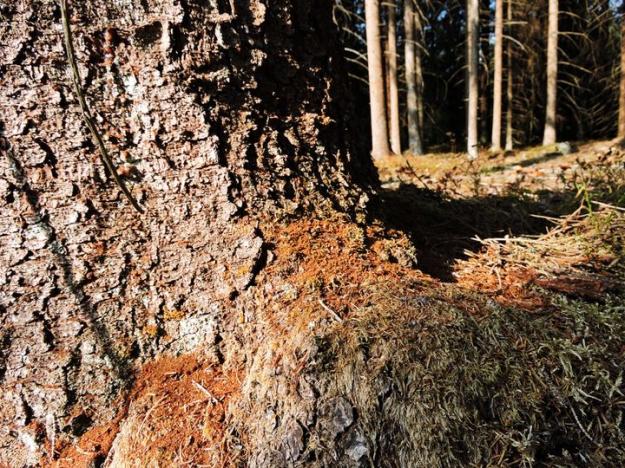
top-left (491, 0), bottom-right (503, 151)
top-left (386, 1), bottom-right (402, 154)
top-left (466, 0), bottom-right (479, 159)
top-left (543, 0), bottom-right (558, 145)
top-left (0, 0), bottom-right (375, 464)
top-left (505, 0), bottom-right (514, 151)
top-left (619, 6), bottom-right (625, 139)
top-left (365, 0), bottom-right (394, 159)
top-left (404, 0), bottom-right (423, 154)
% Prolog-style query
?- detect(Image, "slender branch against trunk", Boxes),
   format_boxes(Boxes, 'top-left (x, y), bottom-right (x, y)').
top-left (386, 0), bottom-right (402, 154)
top-left (466, 0), bottom-right (479, 159)
top-left (543, 0), bottom-right (558, 145)
top-left (505, 0), bottom-right (514, 151)
top-left (618, 6), bottom-right (625, 139)
top-left (60, 0), bottom-right (143, 213)
top-left (365, 0), bottom-right (393, 158)
top-left (404, 0), bottom-right (423, 154)
top-left (491, 0), bottom-right (503, 151)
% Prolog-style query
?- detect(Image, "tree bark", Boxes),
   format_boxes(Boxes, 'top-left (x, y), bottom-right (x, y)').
top-left (619, 6), bottom-right (625, 139)
top-left (466, 0), bottom-right (480, 159)
top-left (0, 0), bottom-right (374, 464)
top-left (543, 0), bottom-right (558, 145)
top-left (365, 0), bottom-right (394, 159)
top-left (386, 1), bottom-right (402, 154)
top-left (505, 0), bottom-right (514, 151)
top-left (405, 0), bottom-right (423, 154)
top-left (415, 5), bottom-right (425, 154)
top-left (491, 0), bottom-right (503, 151)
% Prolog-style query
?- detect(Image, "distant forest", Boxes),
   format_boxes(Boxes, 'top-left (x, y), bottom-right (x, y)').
top-left (335, 0), bottom-right (622, 151)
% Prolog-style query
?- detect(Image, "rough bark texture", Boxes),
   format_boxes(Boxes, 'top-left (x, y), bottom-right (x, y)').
top-left (365, 0), bottom-right (393, 159)
top-left (386, 1), bottom-right (401, 155)
top-left (491, 0), bottom-right (503, 151)
top-left (466, 0), bottom-right (479, 159)
top-left (404, 0), bottom-right (422, 155)
top-left (543, 0), bottom-right (558, 145)
top-left (0, 0), bottom-right (375, 464)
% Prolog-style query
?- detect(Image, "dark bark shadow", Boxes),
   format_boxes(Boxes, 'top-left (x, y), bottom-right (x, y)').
top-left (4, 138), bottom-right (132, 384)
top-left (373, 183), bottom-right (582, 281)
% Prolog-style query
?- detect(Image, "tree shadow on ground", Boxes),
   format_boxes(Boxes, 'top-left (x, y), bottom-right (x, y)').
top-left (484, 151), bottom-right (569, 173)
top-left (373, 183), bottom-right (582, 281)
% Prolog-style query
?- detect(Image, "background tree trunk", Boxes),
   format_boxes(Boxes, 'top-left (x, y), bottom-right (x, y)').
top-left (365, 0), bottom-right (394, 158)
top-left (405, 0), bottom-right (423, 154)
top-left (466, 0), bottom-right (480, 159)
top-left (619, 6), bottom-right (625, 139)
top-left (415, 5), bottom-right (425, 154)
top-left (491, 0), bottom-right (504, 151)
top-left (386, 1), bottom-right (402, 154)
top-left (0, 0), bottom-right (374, 463)
top-left (543, 0), bottom-right (559, 145)
top-left (505, 0), bottom-right (514, 151)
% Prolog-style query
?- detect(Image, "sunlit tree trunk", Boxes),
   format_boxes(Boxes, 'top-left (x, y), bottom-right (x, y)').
top-left (543, 0), bottom-right (558, 145)
top-left (405, 0), bottom-right (423, 154)
top-left (505, 0), bottom-right (514, 151)
top-left (386, 1), bottom-right (402, 154)
top-left (466, 0), bottom-right (479, 159)
top-left (415, 6), bottom-right (425, 154)
top-left (366, 0), bottom-right (394, 158)
top-left (491, 0), bottom-right (503, 151)
top-left (619, 5), bottom-right (625, 139)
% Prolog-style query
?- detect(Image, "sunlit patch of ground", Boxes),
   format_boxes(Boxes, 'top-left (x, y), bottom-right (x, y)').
top-left (377, 139), bottom-right (623, 197)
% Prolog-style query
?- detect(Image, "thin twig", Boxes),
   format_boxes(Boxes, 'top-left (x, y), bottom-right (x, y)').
top-left (592, 201), bottom-right (625, 212)
top-left (192, 380), bottom-right (219, 404)
top-left (401, 155), bottom-right (432, 190)
top-left (570, 404), bottom-right (599, 446)
top-left (60, 0), bottom-right (144, 213)
top-left (318, 299), bottom-right (343, 322)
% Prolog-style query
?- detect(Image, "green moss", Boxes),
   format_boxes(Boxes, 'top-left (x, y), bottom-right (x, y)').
top-left (315, 290), bottom-right (625, 466)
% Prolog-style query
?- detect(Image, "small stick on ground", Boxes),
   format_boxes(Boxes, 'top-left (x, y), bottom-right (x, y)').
top-left (192, 380), bottom-right (219, 404)
top-left (318, 299), bottom-right (343, 322)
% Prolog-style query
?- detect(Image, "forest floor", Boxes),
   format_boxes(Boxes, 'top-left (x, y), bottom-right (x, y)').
top-left (51, 140), bottom-right (625, 467)
top-left (375, 139), bottom-right (625, 286)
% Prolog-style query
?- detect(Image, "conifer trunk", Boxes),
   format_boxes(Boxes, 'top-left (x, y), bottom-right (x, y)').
top-left (505, 0), bottom-right (514, 151)
top-left (618, 6), bottom-right (625, 139)
top-left (387, 1), bottom-right (402, 154)
top-left (491, 0), bottom-right (504, 151)
top-left (543, 0), bottom-right (559, 145)
top-left (415, 5), bottom-right (425, 154)
top-left (0, 0), bottom-right (374, 463)
top-left (366, 0), bottom-right (394, 158)
top-left (405, 0), bottom-right (423, 154)
top-left (466, 0), bottom-right (480, 159)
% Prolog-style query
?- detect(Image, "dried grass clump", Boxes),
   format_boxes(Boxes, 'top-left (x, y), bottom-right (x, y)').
top-left (455, 203), bottom-right (625, 306)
